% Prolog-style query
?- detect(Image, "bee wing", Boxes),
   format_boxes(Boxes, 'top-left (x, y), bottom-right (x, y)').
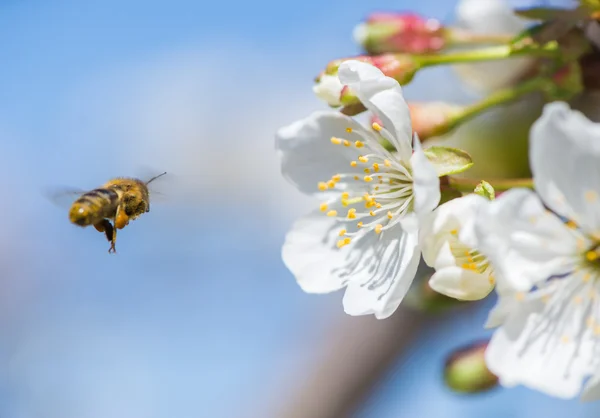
top-left (43, 186), bottom-right (88, 210)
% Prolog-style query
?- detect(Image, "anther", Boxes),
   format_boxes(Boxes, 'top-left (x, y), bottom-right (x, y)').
top-left (364, 176), bottom-right (373, 182)
top-left (384, 159), bottom-right (391, 167)
top-left (387, 211), bottom-right (393, 219)
top-left (341, 192), bottom-right (350, 199)
top-left (358, 156), bottom-right (369, 163)
top-left (357, 221), bottom-right (364, 227)
top-left (320, 203), bottom-right (328, 212)
top-left (343, 140), bottom-right (351, 147)
top-left (327, 210), bottom-right (338, 217)
top-left (364, 168), bottom-right (371, 174)
top-left (372, 122), bottom-right (382, 132)
top-left (355, 140), bottom-right (364, 148)
top-left (375, 224), bottom-right (383, 234)
top-left (347, 208), bottom-right (357, 219)
top-left (339, 229), bottom-right (347, 237)
top-left (318, 182), bottom-right (328, 191)
top-left (350, 161), bottom-right (358, 167)
top-left (327, 180), bottom-right (336, 188)
top-left (331, 174), bottom-right (341, 182)
top-left (346, 127), bottom-right (353, 133)
top-left (586, 251), bottom-right (599, 262)
top-left (330, 137), bottom-right (342, 145)
top-left (369, 210), bottom-right (376, 216)
top-left (372, 163), bottom-right (380, 172)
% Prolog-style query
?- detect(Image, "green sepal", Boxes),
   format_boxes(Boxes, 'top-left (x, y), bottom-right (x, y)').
top-left (474, 181), bottom-right (495, 201)
top-left (424, 146), bottom-right (474, 177)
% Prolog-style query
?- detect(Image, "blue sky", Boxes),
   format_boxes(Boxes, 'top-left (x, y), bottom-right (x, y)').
top-left (0, 0), bottom-right (594, 417)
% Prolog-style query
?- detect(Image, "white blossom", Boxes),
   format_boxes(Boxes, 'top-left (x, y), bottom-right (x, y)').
top-left (276, 60), bottom-right (440, 319)
top-left (420, 194), bottom-right (496, 301)
top-left (474, 102), bottom-right (600, 399)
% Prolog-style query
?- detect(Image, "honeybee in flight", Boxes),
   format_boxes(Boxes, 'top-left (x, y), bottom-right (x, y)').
top-left (50, 172), bottom-right (166, 253)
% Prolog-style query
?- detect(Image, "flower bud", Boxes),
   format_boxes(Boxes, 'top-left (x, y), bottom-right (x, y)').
top-left (353, 12), bottom-right (446, 54)
top-left (444, 341), bottom-right (498, 394)
top-left (314, 54), bottom-right (420, 107)
top-left (408, 102), bottom-right (464, 141)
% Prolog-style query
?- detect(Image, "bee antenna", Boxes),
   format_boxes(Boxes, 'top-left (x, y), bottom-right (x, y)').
top-left (146, 172), bottom-right (167, 185)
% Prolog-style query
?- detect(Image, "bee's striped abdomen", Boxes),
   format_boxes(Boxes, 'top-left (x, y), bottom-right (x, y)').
top-left (69, 188), bottom-right (120, 226)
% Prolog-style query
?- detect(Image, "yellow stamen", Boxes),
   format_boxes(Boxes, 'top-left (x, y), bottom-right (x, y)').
top-left (372, 122), bottom-right (382, 132)
top-left (384, 159), bottom-right (391, 167)
top-left (331, 174), bottom-right (341, 182)
top-left (338, 229), bottom-right (347, 237)
top-left (327, 180), bottom-right (336, 189)
top-left (372, 163), bottom-right (380, 172)
top-left (341, 192), bottom-right (350, 199)
top-left (369, 210), bottom-right (376, 216)
top-left (375, 224), bottom-right (383, 234)
top-left (330, 137), bottom-right (342, 145)
top-left (364, 168), bottom-right (371, 174)
top-left (354, 176), bottom-right (359, 180)
top-left (327, 210), bottom-right (338, 217)
top-left (358, 156), bottom-right (369, 163)
top-left (318, 182), bottom-right (328, 191)
top-left (355, 140), bottom-right (364, 148)
top-left (343, 140), bottom-right (350, 147)
top-left (350, 161), bottom-right (358, 167)
top-left (450, 229), bottom-right (458, 235)
top-left (346, 127), bottom-right (353, 133)
top-left (319, 203), bottom-right (328, 212)
top-left (364, 176), bottom-right (373, 182)
top-left (586, 251), bottom-right (599, 262)
top-left (566, 220), bottom-right (577, 229)
top-left (387, 211), bottom-right (393, 219)
top-left (357, 221), bottom-right (364, 227)
top-left (347, 208), bottom-right (357, 219)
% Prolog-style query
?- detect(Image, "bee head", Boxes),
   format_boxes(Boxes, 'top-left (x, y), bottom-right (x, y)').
top-left (69, 202), bottom-right (92, 226)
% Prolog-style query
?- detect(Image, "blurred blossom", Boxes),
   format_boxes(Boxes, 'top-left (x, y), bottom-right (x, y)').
top-left (445, 341), bottom-right (499, 393)
top-left (277, 61), bottom-right (440, 319)
top-left (453, 0), bottom-right (535, 93)
top-left (473, 103), bottom-right (600, 400)
top-left (354, 13), bottom-right (446, 54)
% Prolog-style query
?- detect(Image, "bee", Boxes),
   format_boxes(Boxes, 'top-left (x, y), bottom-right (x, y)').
top-left (50, 172), bottom-right (167, 253)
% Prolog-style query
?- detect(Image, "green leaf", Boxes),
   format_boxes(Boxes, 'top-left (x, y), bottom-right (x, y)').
top-left (474, 181), bottom-right (495, 201)
top-left (424, 146), bottom-right (474, 177)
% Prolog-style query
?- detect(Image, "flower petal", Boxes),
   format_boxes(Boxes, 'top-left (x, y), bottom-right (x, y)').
top-left (313, 74), bottom-right (344, 107)
top-left (276, 111), bottom-right (375, 197)
top-left (530, 102), bottom-right (600, 233)
top-left (419, 194), bottom-right (487, 267)
top-left (486, 284), bottom-right (595, 399)
top-left (342, 228), bottom-right (420, 319)
top-left (474, 188), bottom-right (579, 292)
top-left (282, 208), bottom-right (356, 293)
top-left (338, 60), bottom-right (413, 161)
top-left (410, 134), bottom-right (441, 216)
top-left (429, 266), bottom-right (494, 301)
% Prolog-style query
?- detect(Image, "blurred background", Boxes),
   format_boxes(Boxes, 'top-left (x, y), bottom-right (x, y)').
top-left (1, 0), bottom-right (598, 417)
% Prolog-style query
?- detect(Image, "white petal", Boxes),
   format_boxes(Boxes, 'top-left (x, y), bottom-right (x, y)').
top-left (338, 60), bottom-right (413, 161)
top-left (313, 74), bottom-right (344, 107)
top-left (276, 111), bottom-right (374, 196)
top-left (419, 194), bottom-right (487, 266)
top-left (530, 102), bottom-right (600, 233)
top-left (484, 291), bottom-right (517, 329)
top-left (486, 284), bottom-right (595, 399)
top-left (410, 134), bottom-right (440, 216)
top-left (282, 208), bottom-right (356, 293)
top-left (342, 228), bottom-right (420, 319)
top-left (429, 267), bottom-right (494, 301)
top-left (582, 370), bottom-right (600, 402)
top-left (474, 188), bottom-right (579, 292)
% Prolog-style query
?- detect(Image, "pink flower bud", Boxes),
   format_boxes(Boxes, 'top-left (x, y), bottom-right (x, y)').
top-left (354, 12), bottom-right (446, 54)
top-left (408, 102), bottom-right (463, 140)
top-left (314, 54), bottom-right (420, 107)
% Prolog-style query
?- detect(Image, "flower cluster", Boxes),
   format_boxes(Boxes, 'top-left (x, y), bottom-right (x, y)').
top-left (275, 0), bottom-right (600, 401)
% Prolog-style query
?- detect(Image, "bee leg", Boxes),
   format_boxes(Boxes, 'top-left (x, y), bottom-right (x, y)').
top-left (93, 220), bottom-right (114, 243)
top-left (94, 220), bottom-right (117, 254)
